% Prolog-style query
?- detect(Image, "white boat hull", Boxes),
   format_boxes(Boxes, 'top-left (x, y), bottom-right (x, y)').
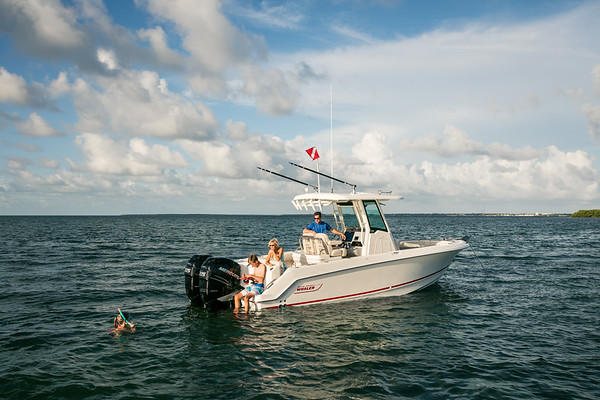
top-left (249, 240), bottom-right (467, 311)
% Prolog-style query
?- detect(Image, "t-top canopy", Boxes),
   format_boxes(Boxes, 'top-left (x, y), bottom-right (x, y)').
top-left (292, 191), bottom-right (402, 211)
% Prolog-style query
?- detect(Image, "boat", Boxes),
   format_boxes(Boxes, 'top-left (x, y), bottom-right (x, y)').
top-left (184, 168), bottom-right (468, 311)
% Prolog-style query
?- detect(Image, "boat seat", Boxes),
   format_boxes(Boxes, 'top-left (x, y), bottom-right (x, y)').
top-left (300, 235), bottom-right (320, 256)
top-left (312, 233), bottom-right (347, 257)
top-left (264, 263), bottom-right (283, 288)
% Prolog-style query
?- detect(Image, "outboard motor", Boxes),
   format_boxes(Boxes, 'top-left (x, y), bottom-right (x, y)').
top-left (184, 255), bottom-right (241, 310)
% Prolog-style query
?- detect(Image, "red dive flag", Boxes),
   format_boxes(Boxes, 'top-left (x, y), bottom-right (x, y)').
top-left (306, 147), bottom-right (320, 160)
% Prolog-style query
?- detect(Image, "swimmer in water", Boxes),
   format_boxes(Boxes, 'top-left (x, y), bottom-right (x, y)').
top-left (113, 309), bottom-right (136, 332)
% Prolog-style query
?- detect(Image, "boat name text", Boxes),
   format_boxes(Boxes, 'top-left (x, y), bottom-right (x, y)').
top-left (295, 284), bottom-right (323, 293)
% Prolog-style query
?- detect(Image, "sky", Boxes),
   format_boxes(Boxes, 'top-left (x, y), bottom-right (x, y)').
top-left (1, 0), bottom-right (599, 215)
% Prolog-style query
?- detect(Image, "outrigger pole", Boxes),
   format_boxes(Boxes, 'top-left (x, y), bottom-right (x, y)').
top-left (289, 162), bottom-right (357, 192)
top-left (257, 167), bottom-right (319, 191)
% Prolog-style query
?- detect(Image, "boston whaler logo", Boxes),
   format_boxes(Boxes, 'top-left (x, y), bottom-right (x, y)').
top-left (295, 283), bottom-right (323, 294)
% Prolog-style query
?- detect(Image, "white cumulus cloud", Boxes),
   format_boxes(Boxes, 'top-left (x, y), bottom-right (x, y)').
top-left (0, 67), bottom-right (28, 105)
top-left (74, 133), bottom-right (187, 176)
top-left (15, 113), bottom-right (63, 137)
top-left (70, 70), bottom-right (219, 139)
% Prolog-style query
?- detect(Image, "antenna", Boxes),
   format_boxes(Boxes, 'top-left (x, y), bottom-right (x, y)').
top-left (257, 167), bottom-right (318, 190)
top-left (289, 162), bottom-right (356, 192)
top-left (330, 84), bottom-right (333, 193)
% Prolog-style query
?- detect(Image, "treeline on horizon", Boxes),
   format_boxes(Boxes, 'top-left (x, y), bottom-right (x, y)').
top-left (571, 209), bottom-right (600, 218)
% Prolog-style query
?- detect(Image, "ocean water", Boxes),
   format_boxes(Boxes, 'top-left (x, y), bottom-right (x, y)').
top-left (0, 214), bottom-right (598, 399)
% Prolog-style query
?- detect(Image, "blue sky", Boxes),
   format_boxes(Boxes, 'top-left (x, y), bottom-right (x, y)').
top-left (1, 0), bottom-right (599, 215)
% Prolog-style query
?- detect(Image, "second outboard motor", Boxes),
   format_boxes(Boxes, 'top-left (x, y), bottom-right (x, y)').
top-left (185, 254), bottom-right (212, 306)
top-left (184, 255), bottom-right (241, 310)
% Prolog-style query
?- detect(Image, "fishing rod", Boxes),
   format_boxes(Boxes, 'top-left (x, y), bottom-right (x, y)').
top-left (289, 162), bottom-right (356, 191)
top-left (257, 167), bottom-right (318, 190)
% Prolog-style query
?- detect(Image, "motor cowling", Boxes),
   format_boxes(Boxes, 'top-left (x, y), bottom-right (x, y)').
top-left (184, 255), bottom-right (241, 310)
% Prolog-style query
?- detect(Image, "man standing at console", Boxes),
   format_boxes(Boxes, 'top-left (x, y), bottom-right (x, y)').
top-left (303, 211), bottom-right (346, 240)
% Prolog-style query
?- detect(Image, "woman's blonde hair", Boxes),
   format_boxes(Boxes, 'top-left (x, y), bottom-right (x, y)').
top-left (248, 254), bottom-right (259, 264)
top-left (268, 238), bottom-right (279, 247)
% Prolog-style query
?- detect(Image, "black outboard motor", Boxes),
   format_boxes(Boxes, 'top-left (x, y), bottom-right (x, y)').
top-left (184, 255), bottom-right (242, 310)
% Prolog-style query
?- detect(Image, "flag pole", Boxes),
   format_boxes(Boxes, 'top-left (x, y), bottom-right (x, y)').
top-left (305, 147), bottom-right (321, 192)
top-left (316, 158), bottom-right (321, 192)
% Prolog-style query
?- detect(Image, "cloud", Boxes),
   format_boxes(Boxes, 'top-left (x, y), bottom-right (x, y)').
top-left (7, 168), bottom-right (112, 195)
top-left (69, 70), bottom-right (219, 139)
top-left (226, 2), bottom-right (305, 30)
top-left (137, 26), bottom-right (185, 68)
top-left (0, 67), bottom-right (58, 109)
top-left (39, 158), bottom-right (59, 169)
top-left (48, 72), bottom-right (70, 98)
top-left (0, 67), bottom-right (29, 105)
top-left (352, 131), bottom-right (393, 163)
top-left (73, 133), bottom-right (187, 176)
top-left (275, 1), bottom-right (600, 135)
top-left (579, 64), bottom-right (600, 142)
top-left (177, 128), bottom-right (289, 178)
top-left (400, 124), bottom-right (544, 160)
top-left (581, 103), bottom-right (600, 141)
top-left (593, 64), bottom-right (600, 96)
top-left (97, 48), bottom-right (119, 71)
top-left (15, 112), bottom-right (64, 137)
top-left (400, 125), bottom-right (486, 157)
top-left (2, 0), bottom-right (304, 116)
top-left (344, 131), bottom-right (599, 203)
top-left (16, 142), bottom-right (40, 152)
top-left (0, 0), bottom-right (87, 58)
top-left (240, 65), bottom-right (300, 115)
top-left (6, 157), bottom-right (33, 170)
top-left (332, 24), bottom-right (381, 45)
top-left (141, 0), bottom-right (302, 115)
top-left (141, 0), bottom-right (262, 83)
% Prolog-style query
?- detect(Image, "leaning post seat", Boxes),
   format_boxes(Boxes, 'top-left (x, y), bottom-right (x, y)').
top-left (314, 233), bottom-right (347, 258)
top-left (297, 234), bottom-right (347, 260)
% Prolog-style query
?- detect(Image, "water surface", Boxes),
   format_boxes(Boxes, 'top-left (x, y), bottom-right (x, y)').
top-left (1, 215), bottom-right (598, 399)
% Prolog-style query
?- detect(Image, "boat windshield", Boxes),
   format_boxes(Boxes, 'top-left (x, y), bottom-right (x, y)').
top-left (364, 200), bottom-right (387, 232)
top-left (338, 202), bottom-right (359, 230)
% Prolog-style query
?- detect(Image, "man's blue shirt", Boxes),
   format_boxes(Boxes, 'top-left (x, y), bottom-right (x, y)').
top-left (306, 221), bottom-right (332, 234)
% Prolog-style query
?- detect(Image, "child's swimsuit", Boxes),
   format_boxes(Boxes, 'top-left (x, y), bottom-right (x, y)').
top-left (241, 282), bottom-right (264, 296)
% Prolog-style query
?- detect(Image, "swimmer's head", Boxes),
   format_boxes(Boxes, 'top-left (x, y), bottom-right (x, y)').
top-left (116, 312), bottom-right (130, 323)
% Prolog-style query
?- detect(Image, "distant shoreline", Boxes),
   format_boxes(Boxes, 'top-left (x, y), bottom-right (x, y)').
top-left (390, 213), bottom-right (572, 217)
top-left (571, 209), bottom-right (600, 218)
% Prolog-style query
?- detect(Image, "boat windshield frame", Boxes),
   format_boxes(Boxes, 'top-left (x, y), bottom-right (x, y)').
top-left (363, 200), bottom-right (388, 233)
top-left (336, 202), bottom-right (359, 232)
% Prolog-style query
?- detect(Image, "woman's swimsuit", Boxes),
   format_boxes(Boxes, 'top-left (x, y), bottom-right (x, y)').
top-left (267, 251), bottom-right (286, 269)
